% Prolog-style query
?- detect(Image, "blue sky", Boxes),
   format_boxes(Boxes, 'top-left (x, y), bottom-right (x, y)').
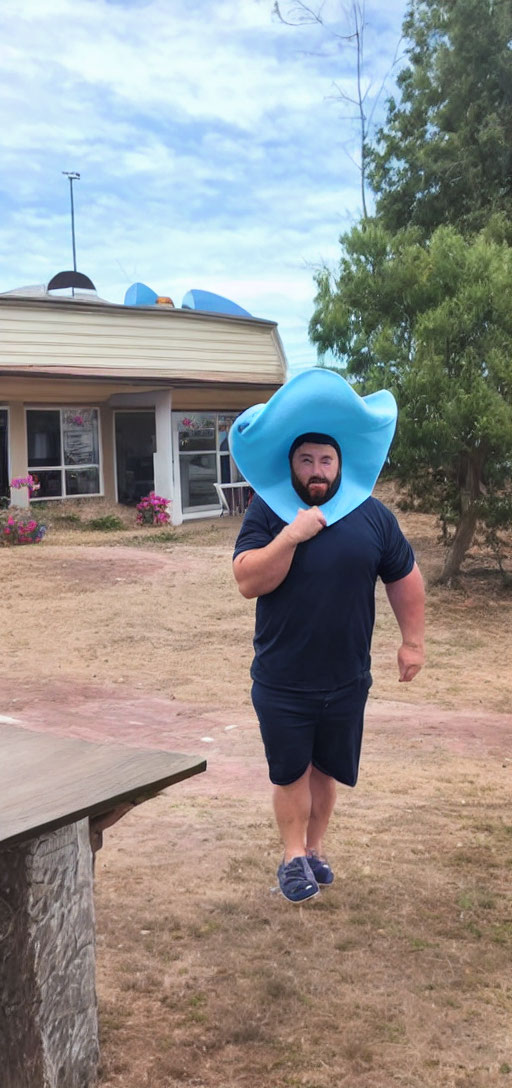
top-left (0, 0), bottom-right (407, 373)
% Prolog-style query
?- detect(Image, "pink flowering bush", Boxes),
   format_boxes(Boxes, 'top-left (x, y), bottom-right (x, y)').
top-left (136, 492), bottom-right (171, 526)
top-left (10, 475), bottom-right (35, 490)
top-left (1, 512), bottom-right (47, 546)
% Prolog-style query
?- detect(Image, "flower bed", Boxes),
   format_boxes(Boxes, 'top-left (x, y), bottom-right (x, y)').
top-left (1, 512), bottom-right (47, 546)
top-left (136, 493), bottom-right (171, 526)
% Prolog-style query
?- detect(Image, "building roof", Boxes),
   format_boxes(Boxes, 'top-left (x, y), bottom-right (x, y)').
top-left (0, 293), bottom-right (287, 387)
top-left (0, 284), bottom-right (113, 304)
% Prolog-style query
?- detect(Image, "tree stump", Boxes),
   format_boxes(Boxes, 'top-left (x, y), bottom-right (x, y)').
top-left (0, 818), bottom-right (99, 1088)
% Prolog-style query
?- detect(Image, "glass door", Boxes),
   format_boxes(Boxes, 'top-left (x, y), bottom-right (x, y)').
top-left (176, 413), bottom-right (243, 513)
top-left (115, 411), bottom-right (156, 504)
top-left (0, 410), bottom-right (8, 501)
top-left (177, 415), bottom-right (217, 510)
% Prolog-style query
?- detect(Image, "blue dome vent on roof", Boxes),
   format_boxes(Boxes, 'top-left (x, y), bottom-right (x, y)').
top-left (182, 289), bottom-right (251, 317)
top-left (124, 282), bottom-right (158, 306)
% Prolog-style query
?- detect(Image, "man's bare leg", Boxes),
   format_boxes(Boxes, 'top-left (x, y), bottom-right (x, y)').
top-left (306, 766), bottom-right (336, 857)
top-left (273, 766), bottom-right (312, 863)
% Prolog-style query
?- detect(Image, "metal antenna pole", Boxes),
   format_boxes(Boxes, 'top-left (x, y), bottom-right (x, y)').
top-left (62, 172), bottom-right (80, 293)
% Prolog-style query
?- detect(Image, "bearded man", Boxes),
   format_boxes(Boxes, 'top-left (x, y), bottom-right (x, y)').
top-left (230, 372), bottom-right (425, 904)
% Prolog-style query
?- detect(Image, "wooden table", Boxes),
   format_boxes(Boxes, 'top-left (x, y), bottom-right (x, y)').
top-left (0, 723), bottom-right (206, 1088)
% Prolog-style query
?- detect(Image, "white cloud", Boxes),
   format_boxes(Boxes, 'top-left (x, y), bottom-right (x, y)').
top-left (0, 0), bottom-right (408, 371)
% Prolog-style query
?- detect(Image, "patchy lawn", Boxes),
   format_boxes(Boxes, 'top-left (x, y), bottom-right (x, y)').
top-left (1, 485), bottom-right (511, 1087)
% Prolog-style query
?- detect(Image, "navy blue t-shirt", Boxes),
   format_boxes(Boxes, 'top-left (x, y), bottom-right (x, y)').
top-left (233, 495), bottom-right (414, 693)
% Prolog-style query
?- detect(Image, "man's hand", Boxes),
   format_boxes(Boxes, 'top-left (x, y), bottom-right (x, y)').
top-left (284, 507), bottom-right (327, 545)
top-left (398, 642), bottom-right (424, 683)
top-left (233, 506), bottom-right (326, 599)
top-left (386, 565), bottom-right (425, 683)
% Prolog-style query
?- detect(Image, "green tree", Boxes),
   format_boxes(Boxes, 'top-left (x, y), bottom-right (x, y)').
top-left (310, 220), bottom-right (512, 582)
top-left (368, 0), bottom-right (512, 235)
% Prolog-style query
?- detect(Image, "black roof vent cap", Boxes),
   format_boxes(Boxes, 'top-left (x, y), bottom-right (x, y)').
top-left (47, 270), bottom-right (96, 292)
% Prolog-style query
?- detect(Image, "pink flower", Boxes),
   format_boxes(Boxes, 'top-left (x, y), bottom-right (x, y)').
top-left (1, 511), bottom-right (46, 546)
top-left (135, 491), bottom-right (170, 526)
top-left (10, 475), bottom-right (35, 490)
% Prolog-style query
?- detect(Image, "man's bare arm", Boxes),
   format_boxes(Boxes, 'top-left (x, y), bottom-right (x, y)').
top-left (385, 562), bottom-right (425, 682)
top-left (233, 507), bottom-right (326, 599)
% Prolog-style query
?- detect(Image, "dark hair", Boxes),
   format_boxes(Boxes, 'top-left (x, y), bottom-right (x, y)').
top-left (288, 432), bottom-right (341, 462)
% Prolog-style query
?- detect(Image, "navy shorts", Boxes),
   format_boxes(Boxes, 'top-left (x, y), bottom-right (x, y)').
top-left (251, 673), bottom-right (372, 787)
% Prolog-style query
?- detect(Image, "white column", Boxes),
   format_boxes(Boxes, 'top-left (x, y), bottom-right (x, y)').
top-left (152, 391), bottom-right (176, 523)
top-left (8, 403), bottom-right (30, 509)
top-left (9, 485), bottom-right (30, 509)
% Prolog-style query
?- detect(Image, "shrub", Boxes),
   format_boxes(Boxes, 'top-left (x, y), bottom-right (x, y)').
top-left (1, 512), bottom-right (47, 546)
top-left (87, 514), bottom-right (125, 532)
top-left (52, 512), bottom-right (83, 527)
top-left (136, 492), bottom-right (171, 526)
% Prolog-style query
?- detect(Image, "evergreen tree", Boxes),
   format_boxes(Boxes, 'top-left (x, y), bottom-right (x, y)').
top-left (368, 0), bottom-right (512, 235)
top-left (310, 0), bottom-right (512, 580)
top-left (310, 219), bottom-right (512, 582)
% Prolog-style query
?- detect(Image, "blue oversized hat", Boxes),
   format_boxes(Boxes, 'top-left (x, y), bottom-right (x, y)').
top-left (229, 368), bottom-right (397, 526)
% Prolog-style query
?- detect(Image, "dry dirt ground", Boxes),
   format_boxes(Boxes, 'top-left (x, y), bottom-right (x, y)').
top-left (1, 487), bottom-right (511, 1088)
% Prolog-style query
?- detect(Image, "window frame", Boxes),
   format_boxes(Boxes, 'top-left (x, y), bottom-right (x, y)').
top-left (172, 411), bottom-right (243, 516)
top-left (25, 405), bottom-right (103, 501)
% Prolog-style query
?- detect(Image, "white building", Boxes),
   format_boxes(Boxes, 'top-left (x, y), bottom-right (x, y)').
top-left (0, 273), bottom-right (287, 524)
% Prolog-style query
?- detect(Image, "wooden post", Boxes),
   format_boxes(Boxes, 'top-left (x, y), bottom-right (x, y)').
top-left (0, 819), bottom-right (99, 1088)
top-left (0, 721), bottom-right (206, 1087)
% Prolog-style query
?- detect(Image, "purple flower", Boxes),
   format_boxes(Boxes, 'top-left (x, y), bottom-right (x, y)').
top-left (135, 492), bottom-right (170, 526)
top-left (10, 475), bottom-right (35, 490)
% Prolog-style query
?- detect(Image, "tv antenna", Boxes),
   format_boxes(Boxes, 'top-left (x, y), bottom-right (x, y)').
top-left (62, 172), bottom-right (80, 288)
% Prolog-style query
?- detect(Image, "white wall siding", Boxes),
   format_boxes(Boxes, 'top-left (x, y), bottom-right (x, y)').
top-left (0, 300), bottom-right (287, 385)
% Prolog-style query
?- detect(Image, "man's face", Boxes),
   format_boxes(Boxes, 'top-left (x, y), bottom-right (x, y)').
top-left (290, 442), bottom-right (341, 506)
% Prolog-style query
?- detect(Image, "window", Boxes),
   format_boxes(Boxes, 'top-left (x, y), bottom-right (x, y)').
top-left (176, 413), bottom-right (242, 511)
top-left (27, 408), bottom-right (101, 499)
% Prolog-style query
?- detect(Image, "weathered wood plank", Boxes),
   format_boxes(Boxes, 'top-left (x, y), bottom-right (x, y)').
top-left (0, 724), bottom-right (206, 846)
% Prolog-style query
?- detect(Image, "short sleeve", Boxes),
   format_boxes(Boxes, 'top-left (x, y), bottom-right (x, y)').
top-left (232, 496), bottom-right (284, 559)
top-left (377, 507), bottom-right (415, 584)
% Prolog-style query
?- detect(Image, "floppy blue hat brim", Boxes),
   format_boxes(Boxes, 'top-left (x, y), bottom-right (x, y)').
top-left (229, 368), bottom-right (397, 526)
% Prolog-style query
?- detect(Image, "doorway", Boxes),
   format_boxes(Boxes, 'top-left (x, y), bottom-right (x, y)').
top-left (115, 411), bottom-right (155, 504)
top-left (0, 410), bottom-right (8, 501)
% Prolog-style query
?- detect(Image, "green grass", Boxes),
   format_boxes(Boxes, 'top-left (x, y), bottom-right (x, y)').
top-left (87, 514), bottom-right (126, 531)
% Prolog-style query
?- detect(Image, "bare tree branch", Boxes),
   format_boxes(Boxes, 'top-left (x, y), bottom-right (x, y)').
top-left (273, 0), bottom-right (401, 221)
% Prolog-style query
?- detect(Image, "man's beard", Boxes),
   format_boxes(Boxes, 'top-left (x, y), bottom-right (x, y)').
top-left (291, 467), bottom-right (341, 507)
